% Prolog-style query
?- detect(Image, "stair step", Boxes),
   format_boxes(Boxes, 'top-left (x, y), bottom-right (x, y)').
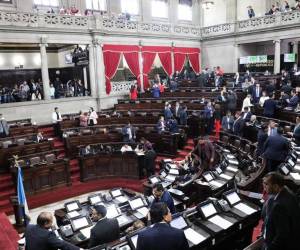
top-left (0, 181), bottom-right (14, 191)
top-left (0, 189), bottom-right (15, 200)
top-left (0, 199), bottom-right (10, 208)
top-left (0, 174), bottom-right (12, 182)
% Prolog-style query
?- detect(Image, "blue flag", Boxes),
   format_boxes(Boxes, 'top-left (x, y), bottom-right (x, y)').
top-left (17, 166), bottom-right (29, 222)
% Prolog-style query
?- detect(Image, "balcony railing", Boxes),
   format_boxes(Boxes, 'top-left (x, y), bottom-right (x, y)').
top-left (0, 10), bottom-right (200, 39)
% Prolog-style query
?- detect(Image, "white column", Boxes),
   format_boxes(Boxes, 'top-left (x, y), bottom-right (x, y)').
top-left (234, 44), bottom-right (240, 73)
top-left (226, 0), bottom-right (237, 23)
top-left (83, 67), bottom-right (88, 90)
top-left (93, 38), bottom-right (106, 110)
top-left (39, 41), bottom-right (50, 100)
top-left (88, 44), bottom-right (97, 98)
top-left (274, 40), bottom-right (281, 74)
top-left (171, 43), bottom-right (175, 76)
top-left (293, 41), bottom-right (298, 55)
top-left (138, 46), bottom-right (144, 92)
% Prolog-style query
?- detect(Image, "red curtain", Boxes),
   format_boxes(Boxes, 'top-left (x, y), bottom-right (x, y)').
top-left (188, 53), bottom-right (200, 74)
top-left (123, 52), bottom-right (141, 86)
top-left (158, 52), bottom-right (172, 76)
top-left (174, 53), bottom-right (186, 73)
top-left (142, 52), bottom-right (157, 90)
top-left (103, 51), bottom-right (121, 94)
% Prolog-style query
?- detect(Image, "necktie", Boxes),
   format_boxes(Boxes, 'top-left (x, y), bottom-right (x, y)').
top-left (56, 112), bottom-right (59, 120)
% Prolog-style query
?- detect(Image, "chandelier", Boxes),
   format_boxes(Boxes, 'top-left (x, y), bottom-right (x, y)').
top-left (202, 1), bottom-right (214, 10)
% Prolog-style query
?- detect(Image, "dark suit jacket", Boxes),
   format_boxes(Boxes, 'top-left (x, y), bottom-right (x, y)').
top-left (25, 225), bottom-right (79, 250)
top-left (263, 99), bottom-right (277, 117)
top-left (252, 87), bottom-right (262, 102)
top-left (88, 218), bottom-right (120, 248)
top-left (293, 124), bottom-right (300, 146)
top-left (164, 108), bottom-right (173, 120)
top-left (256, 129), bottom-right (268, 157)
top-left (156, 121), bottom-right (166, 134)
top-left (233, 117), bottom-right (244, 136)
top-left (172, 106), bottom-right (182, 118)
top-left (241, 111), bottom-right (252, 122)
top-left (288, 95), bottom-right (299, 109)
top-left (263, 134), bottom-right (289, 161)
top-left (136, 223), bottom-right (189, 250)
top-left (122, 125), bottom-right (136, 142)
top-left (264, 187), bottom-right (300, 250)
top-left (144, 149), bottom-right (157, 173)
top-left (179, 109), bottom-right (188, 126)
top-left (151, 191), bottom-right (175, 214)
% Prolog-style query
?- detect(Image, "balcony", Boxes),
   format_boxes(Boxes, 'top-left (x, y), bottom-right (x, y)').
top-left (0, 10), bottom-right (200, 39)
top-left (202, 10), bottom-right (300, 39)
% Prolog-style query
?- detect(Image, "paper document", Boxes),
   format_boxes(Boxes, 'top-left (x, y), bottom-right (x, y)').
top-left (67, 211), bottom-right (80, 219)
top-left (137, 207), bottom-right (149, 217)
top-left (228, 159), bottom-right (239, 165)
top-left (117, 215), bottom-right (128, 225)
top-left (116, 196), bottom-right (128, 203)
top-left (79, 226), bottom-right (94, 239)
top-left (226, 154), bottom-right (235, 159)
top-left (227, 166), bottom-right (238, 173)
top-left (168, 163), bottom-right (178, 169)
top-left (294, 165), bottom-right (300, 171)
top-left (234, 203), bottom-right (256, 215)
top-left (184, 228), bottom-right (206, 245)
top-left (290, 172), bottom-right (300, 180)
top-left (208, 215), bottom-right (233, 229)
top-left (210, 180), bottom-right (223, 188)
top-left (165, 175), bottom-right (176, 182)
top-left (220, 173), bottom-right (232, 180)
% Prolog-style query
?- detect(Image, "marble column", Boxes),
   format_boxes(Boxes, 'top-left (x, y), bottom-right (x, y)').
top-left (226, 0), bottom-right (237, 23)
top-left (234, 44), bottom-right (240, 73)
top-left (274, 40), bottom-right (281, 74)
top-left (88, 44), bottom-right (97, 98)
top-left (294, 41), bottom-right (299, 66)
top-left (93, 38), bottom-right (106, 110)
top-left (39, 40), bottom-right (50, 100)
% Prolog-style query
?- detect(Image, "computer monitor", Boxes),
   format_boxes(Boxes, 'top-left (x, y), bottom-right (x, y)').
top-left (170, 216), bottom-right (188, 230)
top-left (198, 202), bottom-right (217, 219)
top-left (88, 194), bottom-right (102, 205)
top-left (110, 188), bottom-right (122, 198)
top-left (70, 216), bottom-right (92, 231)
top-left (224, 191), bottom-right (241, 206)
top-left (203, 172), bottom-right (214, 182)
top-left (169, 169), bottom-right (179, 175)
top-left (288, 158), bottom-right (295, 167)
top-left (65, 200), bottom-right (81, 212)
top-left (106, 204), bottom-right (120, 219)
top-left (129, 197), bottom-right (145, 210)
top-left (280, 165), bottom-right (290, 175)
top-left (149, 176), bottom-right (160, 184)
top-left (160, 170), bottom-right (167, 178)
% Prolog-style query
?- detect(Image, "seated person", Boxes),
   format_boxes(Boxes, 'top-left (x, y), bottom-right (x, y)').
top-left (120, 144), bottom-right (133, 153)
top-left (246, 115), bottom-right (258, 126)
top-left (156, 116), bottom-right (166, 134)
top-left (136, 202), bottom-right (189, 250)
top-left (80, 145), bottom-right (92, 156)
top-left (32, 132), bottom-right (45, 143)
top-left (89, 205), bottom-right (120, 248)
top-left (152, 83), bottom-right (160, 98)
top-left (25, 212), bottom-right (80, 250)
top-left (151, 183), bottom-right (175, 214)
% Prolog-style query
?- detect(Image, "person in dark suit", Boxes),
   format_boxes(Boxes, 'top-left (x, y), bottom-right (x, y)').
top-left (278, 91), bottom-right (289, 108)
top-left (164, 103), bottom-right (173, 120)
top-left (25, 212), bottom-right (80, 250)
top-left (221, 111), bottom-right (234, 132)
top-left (172, 101), bottom-right (182, 121)
top-left (262, 172), bottom-right (300, 250)
top-left (263, 127), bottom-right (289, 172)
top-left (263, 94), bottom-right (277, 118)
top-left (226, 90), bottom-right (237, 113)
top-left (204, 101), bottom-right (214, 135)
top-left (289, 116), bottom-right (300, 146)
top-left (122, 121), bottom-right (136, 143)
top-left (89, 204), bottom-right (120, 248)
top-left (252, 83), bottom-right (262, 103)
top-left (151, 183), bottom-right (175, 214)
top-left (233, 111), bottom-right (245, 136)
top-left (256, 123), bottom-right (268, 159)
top-left (166, 117), bottom-right (178, 133)
top-left (247, 6), bottom-right (255, 18)
top-left (241, 107), bottom-right (252, 122)
top-left (144, 143), bottom-right (157, 176)
top-left (287, 90), bottom-right (299, 109)
top-left (179, 106), bottom-right (188, 126)
top-left (136, 202), bottom-right (189, 250)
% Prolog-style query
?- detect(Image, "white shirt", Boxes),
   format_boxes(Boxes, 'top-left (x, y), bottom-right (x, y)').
top-left (52, 111), bottom-right (62, 124)
top-left (121, 145), bottom-right (133, 153)
top-left (242, 97), bottom-right (253, 110)
top-left (89, 111), bottom-right (98, 125)
top-left (259, 96), bottom-right (269, 107)
top-left (50, 87), bottom-right (55, 97)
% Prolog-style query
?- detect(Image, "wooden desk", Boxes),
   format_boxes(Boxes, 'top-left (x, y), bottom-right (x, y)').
top-left (0, 140), bottom-right (54, 172)
top-left (10, 158), bottom-right (71, 195)
top-left (79, 152), bottom-right (141, 182)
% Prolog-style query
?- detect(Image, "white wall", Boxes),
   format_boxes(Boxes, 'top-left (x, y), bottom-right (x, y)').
top-left (203, 0), bottom-right (227, 27)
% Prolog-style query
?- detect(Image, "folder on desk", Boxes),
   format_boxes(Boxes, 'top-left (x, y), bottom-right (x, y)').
top-left (290, 172), bottom-right (300, 181)
top-left (234, 203), bottom-right (256, 215)
top-left (184, 228), bottom-right (206, 245)
top-left (79, 225), bottom-right (94, 239)
top-left (208, 215), bottom-right (233, 230)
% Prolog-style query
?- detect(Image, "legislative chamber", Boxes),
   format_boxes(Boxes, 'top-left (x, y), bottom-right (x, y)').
top-left (1, 1), bottom-right (300, 250)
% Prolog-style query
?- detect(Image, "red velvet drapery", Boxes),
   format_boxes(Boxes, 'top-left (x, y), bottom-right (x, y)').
top-left (158, 52), bottom-right (172, 77)
top-left (103, 51), bottom-right (121, 94)
top-left (142, 52), bottom-right (156, 90)
top-left (123, 52), bottom-right (141, 86)
top-left (174, 47), bottom-right (201, 74)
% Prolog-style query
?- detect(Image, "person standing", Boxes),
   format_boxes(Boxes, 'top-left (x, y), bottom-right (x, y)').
top-left (25, 212), bottom-right (81, 250)
top-left (151, 184), bottom-right (175, 214)
top-left (247, 6), bottom-right (255, 18)
top-left (136, 202), bottom-right (189, 250)
top-left (262, 172), bottom-right (300, 250)
top-left (263, 94), bottom-right (277, 118)
top-left (122, 121), bottom-right (136, 143)
top-left (0, 114), bottom-right (9, 138)
top-left (221, 111), bottom-right (234, 132)
top-left (263, 127), bottom-right (289, 172)
top-left (88, 107), bottom-right (98, 126)
top-left (52, 107), bottom-right (62, 137)
top-left (144, 143), bottom-right (157, 177)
